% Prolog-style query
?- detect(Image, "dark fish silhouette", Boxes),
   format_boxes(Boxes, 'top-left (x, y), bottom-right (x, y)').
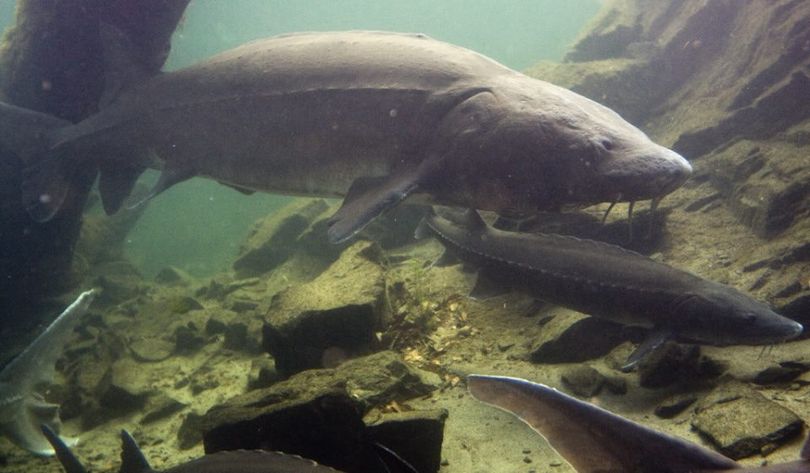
top-left (418, 209), bottom-right (802, 367)
top-left (41, 425), bottom-right (347, 473)
top-left (468, 374), bottom-right (810, 473)
top-left (0, 29), bottom-right (691, 243)
top-left (41, 424), bottom-right (419, 473)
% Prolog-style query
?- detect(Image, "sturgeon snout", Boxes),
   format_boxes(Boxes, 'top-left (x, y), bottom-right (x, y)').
top-left (600, 146), bottom-right (692, 202)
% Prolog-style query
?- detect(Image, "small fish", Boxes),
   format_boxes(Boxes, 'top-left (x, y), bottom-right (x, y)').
top-left (0, 290), bottom-right (96, 456)
top-left (417, 209), bottom-right (802, 368)
top-left (468, 374), bottom-right (810, 473)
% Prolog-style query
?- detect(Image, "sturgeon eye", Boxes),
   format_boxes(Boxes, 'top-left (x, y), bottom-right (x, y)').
top-left (601, 139), bottom-right (614, 151)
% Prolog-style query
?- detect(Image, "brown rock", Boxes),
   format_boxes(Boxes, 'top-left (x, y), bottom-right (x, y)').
top-left (691, 382), bottom-right (803, 459)
top-left (263, 240), bottom-right (387, 376)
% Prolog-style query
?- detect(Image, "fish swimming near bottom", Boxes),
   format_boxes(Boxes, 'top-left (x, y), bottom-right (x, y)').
top-left (41, 424), bottom-right (418, 473)
top-left (0, 289), bottom-right (96, 455)
top-left (41, 425), bottom-right (347, 473)
top-left (468, 374), bottom-right (810, 472)
top-left (417, 209), bottom-right (802, 368)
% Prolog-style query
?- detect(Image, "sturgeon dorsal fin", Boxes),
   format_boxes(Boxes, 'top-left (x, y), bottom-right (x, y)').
top-left (119, 430), bottom-right (154, 473)
top-left (459, 209), bottom-right (487, 231)
top-left (99, 23), bottom-right (153, 108)
top-left (40, 424), bottom-right (87, 473)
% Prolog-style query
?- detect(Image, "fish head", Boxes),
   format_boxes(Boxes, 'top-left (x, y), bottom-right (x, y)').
top-left (450, 79), bottom-right (691, 213)
top-left (672, 284), bottom-right (803, 346)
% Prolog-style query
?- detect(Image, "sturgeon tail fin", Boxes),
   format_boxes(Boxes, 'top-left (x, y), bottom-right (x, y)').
top-left (0, 101), bottom-right (76, 222)
top-left (119, 430), bottom-right (155, 473)
top-left (40, 424), bottom-right (86, 473)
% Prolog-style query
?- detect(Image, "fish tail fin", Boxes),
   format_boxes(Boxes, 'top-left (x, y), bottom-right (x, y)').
top-left (40, 424), bottom-right (86, 472)
top-left (0, 101), bottom-right (80, 222)
top-left (119, 430), bottom-right (155, 473)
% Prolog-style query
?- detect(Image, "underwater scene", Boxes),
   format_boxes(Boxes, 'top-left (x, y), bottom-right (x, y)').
top-left (0, 1), bottom-right (809, 472)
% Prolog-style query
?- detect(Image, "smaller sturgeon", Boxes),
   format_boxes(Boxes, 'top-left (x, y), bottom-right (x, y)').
top-left (41, 425), bottom-right (346, 473)
top-left (468, 374), bottom-right (810, 473)
top-left (417, 209), bottom-right (802, 367)
top-left (41, 425), bottom-right (417, 473)
top-left (0, 290), bottom-right (96, 456)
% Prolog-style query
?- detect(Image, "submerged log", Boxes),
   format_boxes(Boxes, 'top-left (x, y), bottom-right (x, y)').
top-left (0, 0), bottom-right (189, 328)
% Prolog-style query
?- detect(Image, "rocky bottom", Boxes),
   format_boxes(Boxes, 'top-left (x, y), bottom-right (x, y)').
top-left (0, 196), bottom-right (808, 473)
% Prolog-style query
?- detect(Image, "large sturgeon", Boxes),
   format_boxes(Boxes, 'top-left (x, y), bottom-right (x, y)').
top-left (0, 29), bottom-right (691, 242)
top-left (417, 209), bottom-right (802, 367)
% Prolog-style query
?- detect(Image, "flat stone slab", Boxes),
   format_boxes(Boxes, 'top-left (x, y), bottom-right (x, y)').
top-left (263, 240), bottom-right (386, 376)
top-left (691, 381), bottom-right (803, 459)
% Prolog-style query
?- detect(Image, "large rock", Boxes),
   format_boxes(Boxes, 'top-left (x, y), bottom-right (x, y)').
top-left (263, 240), bottom-right (387, 376)
top-left (527, 0), bottom-right (810, 241)
top-left (365, 409), bottom-right (448, 473)
top-left (232, 198), bottom-right (333, 277)
top-left (200, 351), bottom-right (439, 470)
top-left (691, 381), bottom-right (803, 459)
top-left (528, 313), bottom-right (633, 364)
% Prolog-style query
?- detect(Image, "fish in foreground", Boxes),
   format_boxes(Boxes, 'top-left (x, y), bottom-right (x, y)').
top-left (468, 374), bottom-right (810, 472)
top-left (0, 29), bottom-right (691, 243)
top-left (0, 290), bottom-right (96, 455)
top-left (40, 425), bottom-right (415, 473)
top-left (417, 209), bottom-right (802, 368)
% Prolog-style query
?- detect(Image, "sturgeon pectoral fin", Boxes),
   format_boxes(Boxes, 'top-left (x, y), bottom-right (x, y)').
top-left (328, 171), bottom-right (420, 244)
top-left (127, 166), bottom-right (194, 210)
top-left (98, 162), bottom-right (146, 215)
top-left (622, 328), bottom-right (672, 372)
